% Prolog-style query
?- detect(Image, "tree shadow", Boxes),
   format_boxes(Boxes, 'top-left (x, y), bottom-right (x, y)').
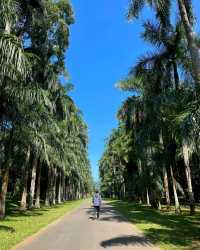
top-left (0, 225), bottom-right (15, 233)
top-left (6, 205), bottom-right (45, 218)
top-left (89, 216), bottom-right (96, 220)
top-left (99, 214), bottom-right (124, 222)
top-left (109, 200), bottom-right (200, 249)
top-left (101, 235), bottom-right (152, 248)
top-left (5, 199), bottom-right (72, 218)
top-left (2, 199), bottom-right (82, 225)
top-left (86, 205), bottom-right (125, 222)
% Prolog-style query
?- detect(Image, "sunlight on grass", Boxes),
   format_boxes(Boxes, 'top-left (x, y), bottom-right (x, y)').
top-left (109, 200), bottom-right (200, 250)
top-left (0, 200), bottom-right (84, 250)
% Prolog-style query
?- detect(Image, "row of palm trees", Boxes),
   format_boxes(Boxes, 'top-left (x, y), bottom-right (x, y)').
top-left (100, 0), bottom-right (200, 214)
top-left (0, 0), bottom-right (92, 220)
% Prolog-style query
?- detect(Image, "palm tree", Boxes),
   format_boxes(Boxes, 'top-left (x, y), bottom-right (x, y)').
top-left (0, 0), bottom-right (92, 220)
top-left (119, 17), bottom-right (197, 212)
top-left (0, 0), bottom-right (30, 81)
top-left (127, 0), bottom-right (200, 90)
top-left (0, 0), bottom-right (40, 218)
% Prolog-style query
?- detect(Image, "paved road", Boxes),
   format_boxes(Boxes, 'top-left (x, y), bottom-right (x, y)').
top-left (13, 202), bottom-right (159, 250)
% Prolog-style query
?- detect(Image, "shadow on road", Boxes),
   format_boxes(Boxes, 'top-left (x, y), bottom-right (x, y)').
top-left (89, 216), bottom-right (96, 220)
top-left (86, 205), bottom-right (125, 222)
top-left (100, 235), bottom-right (152, 248)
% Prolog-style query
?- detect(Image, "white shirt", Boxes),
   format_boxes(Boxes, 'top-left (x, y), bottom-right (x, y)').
top-left (92, 194), bottom-right (102, 206)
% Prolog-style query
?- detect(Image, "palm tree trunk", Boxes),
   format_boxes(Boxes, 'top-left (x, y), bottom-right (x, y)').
top-left (138, 159), bottom-right (142, 204)
top-left (20, 146), bottom-right (31, 210)
top-left (29, 157), bottom-right (38, 209)
top-left (68, 180), bottom-right (71, 199)
top-left (71, 183), bottom-right (74, 200)
top-left (73, 183), bottom-right (76, 200)
top-left (65, 183), bottom-right (69, 201)
top-left (173, 62), bottom-right (179, 91)
top-left (0, 131), bottom-right (13, 219)
top-left (58, 170), bottom-right (62, 204)
top-left (65, 178), bottom-right (69, 200)
top-left (170, 165), bottom-right (181, 213)
top-left (61, 170), bottom-right (65, 202)
top-left (52, 167), bottom-right (57, 205)
top-left (158, 201), bottom-right (162, 210)
top-left (163, 166), bottom-right (171, 209)
top-left (121, 182), bottom-right (126, 199)
top-left (0, 167), bottom-right (9, 219)
top-left (159, 130), bottom-right (170, 209)
top-left (75, 185), bottom-right (78, 200)
top-left (5, 21), bottom-right (11, 33)
top-left (178, 0), bottom-right (200, 90)
top-left (146, 188), bottom-right (150, 206)
top-left (77, 185), bottom-right (79, 199)
top-left (35, 162), bottom-right (41, 208)
top-left (182, 141), bottom-right (195, 214)
top-left (45, 166), bottom-right (52, 206)
top-left (63, 178), bottom-right (66, 201)
top-left (20, 170), bottom-right (29, 210)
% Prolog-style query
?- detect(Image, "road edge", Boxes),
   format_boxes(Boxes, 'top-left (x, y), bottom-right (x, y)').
top-left (11, 200), bottom-right (88, 250)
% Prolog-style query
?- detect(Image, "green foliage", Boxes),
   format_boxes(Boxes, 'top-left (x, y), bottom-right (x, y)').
top-left (100, 0), bottom-right (200, 216)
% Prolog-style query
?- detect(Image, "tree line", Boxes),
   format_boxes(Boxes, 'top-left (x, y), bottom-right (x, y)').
top-left (0, 0), bottom-right (93, 220)
top-left (100, 0), bottom-right (200, 215)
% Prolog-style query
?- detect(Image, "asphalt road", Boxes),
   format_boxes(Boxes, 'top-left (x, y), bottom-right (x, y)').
top-left (13, 202), bottom-right (159, 250)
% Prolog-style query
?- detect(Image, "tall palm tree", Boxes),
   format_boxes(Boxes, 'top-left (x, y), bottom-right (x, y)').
top-left (0, 0), bottom-right (92, 220)
top-left (127, 0), bottom-right (200, 90)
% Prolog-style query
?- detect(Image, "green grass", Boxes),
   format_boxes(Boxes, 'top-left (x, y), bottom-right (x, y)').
top-left (0, 199), bottom-right (84, 250)
top-left (109, 200), bottom-right (200, 250)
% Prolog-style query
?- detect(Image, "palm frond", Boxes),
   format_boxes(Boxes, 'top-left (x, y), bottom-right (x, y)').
top-left (142, 20), bottom-right (163, 46)
top-left (127, 0), bottom-right (145, 19)
top-left (116, 77), bottom-right (143, 93)
top-left (0, 0), bottom-right (20, 27)
top-left (154, 0), bottom-right (171, 27)
top-left (0, 33), bottom-right (30, 81)
top-left (132, 50), bottom-right (167, 77)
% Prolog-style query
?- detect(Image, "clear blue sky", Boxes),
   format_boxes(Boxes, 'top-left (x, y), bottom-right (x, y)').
top-left (65, 0), bottom-right (200, 182)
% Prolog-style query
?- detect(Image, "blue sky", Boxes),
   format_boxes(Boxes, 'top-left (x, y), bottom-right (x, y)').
top-left (65, 0), bottom-right (200, 182)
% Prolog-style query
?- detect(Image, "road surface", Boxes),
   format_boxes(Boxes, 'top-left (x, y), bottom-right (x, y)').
top-left (13, 202), bottom-right (159, 250)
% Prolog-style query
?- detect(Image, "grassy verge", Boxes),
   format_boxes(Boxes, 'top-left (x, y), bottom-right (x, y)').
top-left (0, 199), bottom-right (84, 250)
top-left (108, 200), bottom-right (200, 250)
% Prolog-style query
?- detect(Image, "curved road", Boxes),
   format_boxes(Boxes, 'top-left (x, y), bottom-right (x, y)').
top-left (13, 202), bottom-right (159, 250)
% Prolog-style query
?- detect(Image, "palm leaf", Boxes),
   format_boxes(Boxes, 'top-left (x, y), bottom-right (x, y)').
top-left (127, 0), bottom-right (146, 19)
top-left (0, 33), bottom-right (30, 81)
top-left (0, 0), bottom-right (20, 27)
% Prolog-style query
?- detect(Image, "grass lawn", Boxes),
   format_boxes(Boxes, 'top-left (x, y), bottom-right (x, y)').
top-left (0, 199), bottom-right (84, 250)
top-left (109, 200), bottom-right (200, 250)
